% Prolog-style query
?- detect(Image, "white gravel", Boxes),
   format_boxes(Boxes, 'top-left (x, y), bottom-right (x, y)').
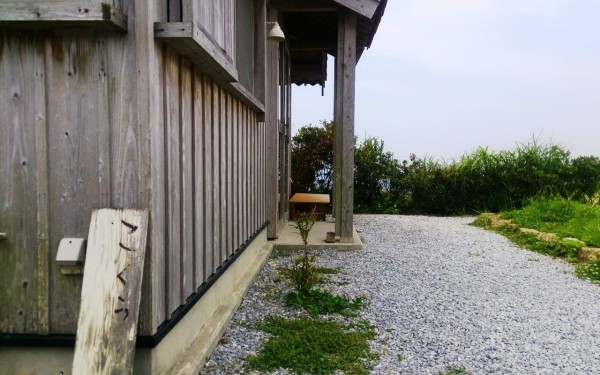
top-left (203, 215), bottom-right (600, 375)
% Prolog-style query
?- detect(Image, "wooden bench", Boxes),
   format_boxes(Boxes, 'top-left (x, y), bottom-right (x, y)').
top-left (289, 193), bottom-right (330, 221)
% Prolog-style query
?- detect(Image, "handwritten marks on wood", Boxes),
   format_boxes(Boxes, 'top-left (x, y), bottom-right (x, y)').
top-left (72, 209), bottom-right (148, 375)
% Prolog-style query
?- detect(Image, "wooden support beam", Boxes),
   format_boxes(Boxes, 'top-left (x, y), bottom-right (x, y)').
top-left (333, 10), bottom-right (357, 243)
top-left (265, 9), bottom-right (280, 239)
top-left (0, 2), bottom-right (127, 31)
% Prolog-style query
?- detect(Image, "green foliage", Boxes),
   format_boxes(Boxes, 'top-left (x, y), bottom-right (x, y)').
top-left (292, 121), bottom-right (600, 214)
top-left (284, 289), bottom-right (365, 317)
top-left (576, 260), bottom-right (600, 283)
top-left (286, 211), bottom-right (319, 294)
top-left (501, 196), bottom-right (600, 247)
top-left (281, 255), bottom-right (322, 295)
top-left (354, 137), bottom-right (403, 213)
top-left (246, 316), bottom-right (378, 375)
top-left (291, 121), bottom-right (334, 194)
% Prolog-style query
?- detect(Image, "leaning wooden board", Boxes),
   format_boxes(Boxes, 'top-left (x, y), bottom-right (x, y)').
top-left (72, 209), bottom-right (149, 374)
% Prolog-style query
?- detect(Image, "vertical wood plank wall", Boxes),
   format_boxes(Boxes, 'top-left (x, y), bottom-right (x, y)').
top-left (0, 33), bottom-right (268, 335)
top-left (157, 46), bottom-right (267, 325)
top-left (0, 26), bottom-right (140, 335)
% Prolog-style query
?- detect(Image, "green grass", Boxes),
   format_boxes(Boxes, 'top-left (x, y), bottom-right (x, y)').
top-left (575, 260), bottom-right (600, 284)
top-left (284, 289), bottom-right (366, 317)
top-left (246, 316), bottom-right (379, 375)
top-left (500, 196), bottom-right (600, 247)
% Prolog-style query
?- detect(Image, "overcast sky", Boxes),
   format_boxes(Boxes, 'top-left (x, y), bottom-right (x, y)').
top-left (291, 0), bottom-right (600, 162)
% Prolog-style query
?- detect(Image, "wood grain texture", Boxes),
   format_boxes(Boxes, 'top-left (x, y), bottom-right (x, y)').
top-left (180, 60), bottom-right (194, 298)
top-left (193, 68), bottom-right (205, 284)
top-left (0, 33), bottom-right (40, 334)
top-left (34, 38), bottom-right (50, 335)
top-left (72, 208), bottom-right (148, 375)
top-left (0, 2), bottom-right (128, 31)
top-left (265, 9), bottom-right (280, 238)
top-left (202, 75), bottom-right (214, 279)
top-left (164, 49), bottom-right (182, 315)
top-left (226, 94), bottom-right (233, 256)
top-left (135, 0), bottom-right (164, 335)
top-left (334, 10), bottom-right (357, 242)
top-left (46, 35), bottom-right (107, 333)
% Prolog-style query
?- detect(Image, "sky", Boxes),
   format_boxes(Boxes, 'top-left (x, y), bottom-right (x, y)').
top-left (291, 0), bottom-right (600, 162)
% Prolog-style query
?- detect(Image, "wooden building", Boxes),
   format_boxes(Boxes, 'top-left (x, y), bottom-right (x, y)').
top-left (0, 0), bottom-right (386, 373)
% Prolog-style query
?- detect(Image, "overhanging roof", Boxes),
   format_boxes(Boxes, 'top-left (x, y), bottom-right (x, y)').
top-left (271, 0), bottom-right (387, 86)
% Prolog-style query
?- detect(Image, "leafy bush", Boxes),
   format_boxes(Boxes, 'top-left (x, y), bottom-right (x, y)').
top-left (291, 121), bottom-right (334, 194)
top-left (291, 121), bottom-right (600, 215)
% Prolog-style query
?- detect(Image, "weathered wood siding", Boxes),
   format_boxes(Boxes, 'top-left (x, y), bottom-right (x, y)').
top-left (0, 0), bottom-right (270, 337)
top-left (0, 24), bottom-right (140, 334)
top-left (178, 0), bottom-right (235, 62)
top-left (151, 45), bottom-right (267, 326)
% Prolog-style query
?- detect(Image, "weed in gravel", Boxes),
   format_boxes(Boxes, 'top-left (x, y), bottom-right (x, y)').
top-left (284, 289), bottom-right (366, 317)
top-left (246, 316), bottom-right (378, 375)
top-left (438, 365), bottom-right (471, 375)
top-left (576, 260), bottom-right (600, 283)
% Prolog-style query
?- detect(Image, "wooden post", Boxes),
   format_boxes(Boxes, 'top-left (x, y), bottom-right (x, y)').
top-left (72, 209), bottom-right (149, 374)
top-left (265, 8), bottom-right (280, 239)
top-left (334, 10), bottom-right (356, 243)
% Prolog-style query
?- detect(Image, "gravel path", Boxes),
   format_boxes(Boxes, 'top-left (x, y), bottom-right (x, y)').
top-left (204, 215), bottom-right (600, 375)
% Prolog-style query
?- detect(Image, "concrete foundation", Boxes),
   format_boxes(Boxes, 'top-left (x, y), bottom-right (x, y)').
top-left (272, 221), bottom-right (363, 251)
top-left (0, 228), bottom-right (271, 375)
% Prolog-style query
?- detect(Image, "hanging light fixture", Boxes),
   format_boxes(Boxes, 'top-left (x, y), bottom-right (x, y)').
top-left (266, 22), bottom-right (285, 42)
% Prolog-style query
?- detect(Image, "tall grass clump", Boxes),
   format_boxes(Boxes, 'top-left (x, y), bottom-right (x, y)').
top-left (394, 141), bottom-right (600, 214)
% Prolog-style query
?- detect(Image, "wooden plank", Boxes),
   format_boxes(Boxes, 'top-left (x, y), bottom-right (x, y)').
top-left (232, 98), bottom-right (239, 249)
top-left (180, 60), bottom-right (194, 298)
top-left (0, 2), bottom-right (128, 31)
top-left (193, 69), bottom-right (205, 285)
top-left (242, 107), bottom-right (250, 242)
top-left (168, 0), bottom-right (181, 22)
top-left (164, 50), bottom-right (182, 314)
top-left (334, 10), bottom-right (357, 243)
top-left (196, 1), bottom-right (213, 36)
top-left (211, 82), bottom-right (221, 267)
top-left (135, 0), bottom-right (164, 334)
top-left (34, 38), bottom-right (50, 336)
top-left (0, 34), bottom-right (39, 334)
top-left (203, 76), bottom-right (214, 278)
top-left (226, 93), bottom-right (234, 256)
top-left (252, 114), bottom-right (257, 231)
top-left (265, 9), bottom-right (280, 238)
top-left (47, 36), bottom-right (105, 333)
top-left (213, 0), bottom-right (225, 51)
top-left (141, 32), bottom-right (167, 334)
top-left (72, 208), bottom-right (148, 375)
top-left (218, 84), bottom-right (227, 264)
top-left (223, 0), bottom-right (235, 62)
